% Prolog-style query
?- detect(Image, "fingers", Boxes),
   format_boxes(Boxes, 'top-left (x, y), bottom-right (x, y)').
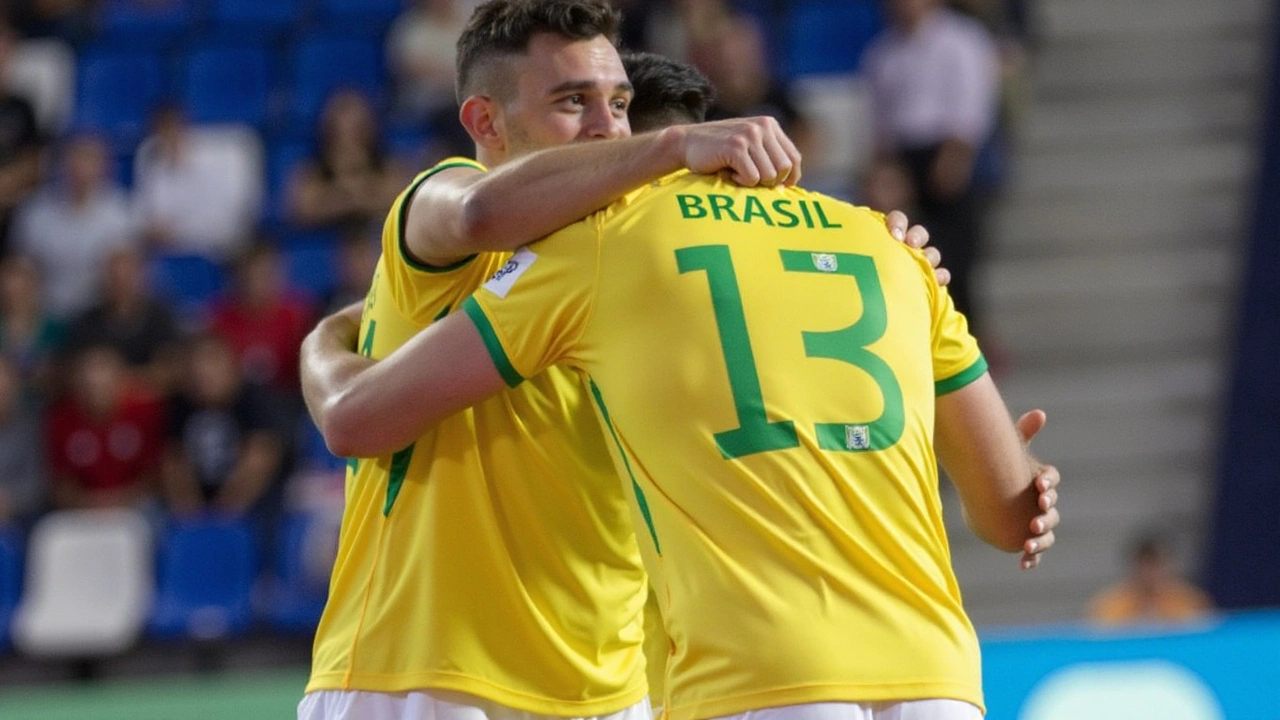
top-left (744, 133), bottom-right (779, 188)
top-left (934, 267), bottom-right (951, 287)
top-left (726, 134), bottom-right (762, 187)
top-left (1015, 410), bottom-right (1048, 444)
top-left (761, 122), bottom-right (799, 187)
top-left (1020, 469), bottom-right (1061, 570)
top-left (700, 117), bottom-right (801, 188)
top-left (922, 246), bottom-right (941, 269)
top-left (885, 210), bottom-right (908, 240)
top-left (1021, 529), bottom-right (1055, 570)
top-left (773, 122), bottom-right (802, 186)
top-left (905, 224), bottom-right (929, 249)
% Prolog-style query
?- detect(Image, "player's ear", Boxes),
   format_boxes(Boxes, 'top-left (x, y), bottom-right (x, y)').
top-left (459, 96), bottom-right (504, 153)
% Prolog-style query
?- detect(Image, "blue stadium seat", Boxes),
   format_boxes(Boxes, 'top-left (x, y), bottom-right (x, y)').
top-left (784, 0), bottom-right (883, 78)
top-left (75, 48), bottom-right (166, 143)
top-left (149, 252), bottom-right (228, 320)
top-left (183, 43), bottom-right (273, 127)
top-left (0, 527), bottom-right (22, 651)
top-left (148, 518), bottom-right (258, 640)
top-left (298, 416), bottom-right (345, 472)
top-left (282, 234), bottom-right (340, 302)
top-left (99, 0), bottom-right (197, 42)
top-left (288, 35), bottom-right (383, 130)
top-left (318, 0), bottom-right (401, 26)
top-left (211, 0), bottom-right (301, 32)
top-left (266, 512), bottom-right (329, 632)
top-left (266, 139), bottom-right (313, 224)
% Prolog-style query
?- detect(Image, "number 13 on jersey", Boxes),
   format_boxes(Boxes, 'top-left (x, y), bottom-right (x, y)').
top-left (676, 245), bottom-right (905, 460)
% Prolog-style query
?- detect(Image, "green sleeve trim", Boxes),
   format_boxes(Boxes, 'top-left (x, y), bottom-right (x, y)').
top-left (935, 355), bottom-right (989, 396)
top-left (461, 297), bottom-right (524, 388)
top-left (397, 160), bottom-right (485, 273)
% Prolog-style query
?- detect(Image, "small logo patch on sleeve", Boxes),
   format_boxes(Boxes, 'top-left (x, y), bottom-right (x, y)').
top-left (483, 247), bottom-right (538, 299)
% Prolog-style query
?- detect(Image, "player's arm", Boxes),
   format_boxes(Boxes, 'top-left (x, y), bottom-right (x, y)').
top-left (300, 302), bottom-right (372, 441)
top-left (406, 116), bottom-right (802, 267)
top-left (934, 373), bottom-right (1045, 554)
top-left (317, 312), bottom-right (505, 458)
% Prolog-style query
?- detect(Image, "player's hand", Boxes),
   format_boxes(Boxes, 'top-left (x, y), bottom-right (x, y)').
top-left (677, 116), bottom-right (802, 188)
top-left (1014, 409), bottom-right (1059, 571)
top-left (884, 210), bottom-right (950, 287)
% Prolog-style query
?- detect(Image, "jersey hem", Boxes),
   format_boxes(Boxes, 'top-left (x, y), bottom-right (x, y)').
top-left (463, 297), bottom-right (524, 387)
top-left (398, 158), bottom-right (485, 273)
top-left (305, 671), bottom-right (648, 717)
top-left (935, 354), bottom-right (988, 396)
top-left (665, 681), bottom-right (984, 720)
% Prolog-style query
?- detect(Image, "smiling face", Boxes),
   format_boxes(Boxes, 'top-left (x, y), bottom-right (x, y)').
top-left (460, 32), bottom-right (632, 165)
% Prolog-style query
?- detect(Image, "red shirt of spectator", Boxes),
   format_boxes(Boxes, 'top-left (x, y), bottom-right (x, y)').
top-left (47, 344), bottom-right (164, 509)
top-left (208, 243), bottom-right (315, 396)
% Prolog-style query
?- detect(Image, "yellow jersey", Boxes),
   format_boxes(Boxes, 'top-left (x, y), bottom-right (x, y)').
top-left (307, 159), bottom-right (650, 715)
top-left (464, 171), bottom-right (989, 720)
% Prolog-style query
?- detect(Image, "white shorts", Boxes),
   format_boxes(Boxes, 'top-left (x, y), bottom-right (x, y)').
top-left (706, 700), bottom-right (982, 720)
top-left (298, 688), bottom-right (653, 720)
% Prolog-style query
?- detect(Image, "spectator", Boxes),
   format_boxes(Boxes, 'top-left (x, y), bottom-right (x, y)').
top-left (65, 245), bottom-right (182, 396)
top-left (323, 225), bottom-right (380, 314)
top-left (45, 342), bottom-right (164, 511)
top-left (9, 0), bottom-right (95, 46)
top-left (0, 355), bottom-right (45, 528)
top-left (285, 89), bottom-right (407, 235)
top-left (161, 333), bottom-right (283, 520)
top-left (676, 0), bottom-right (814, 155)
top-left (386, 0), bottom-right (466, 126)
top-left (13, 132), bottom-right (135, 319)
top-left (0, 254), bottom-right (64, 400)
top-left (0, 23), bottom-right (45, 256)
top-left (860, 0), bottom-right (1000, 333)
top-left (1088, 533), bottom-right (1215, 626)
top-left (133, 104), bottom-right (263, 262)
top-left (208, 242), bottom-right (315, 404)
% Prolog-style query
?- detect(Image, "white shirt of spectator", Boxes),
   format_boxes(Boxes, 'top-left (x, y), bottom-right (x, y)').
top-left (13, 185), bottom-right (134, 319)
top-left (861, 8), bottom-right (1000, 150)
top-left (133, 126), bottom-right (263, 261)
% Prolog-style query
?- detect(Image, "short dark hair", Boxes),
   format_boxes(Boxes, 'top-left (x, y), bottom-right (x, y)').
top-left (455, 0), bottom-right (622, 104)
top-left (622, 52), bottom-right (717, 132)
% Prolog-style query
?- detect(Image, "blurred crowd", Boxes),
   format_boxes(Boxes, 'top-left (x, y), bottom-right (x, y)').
top-left (0, 0), bottom-right (1035, 617)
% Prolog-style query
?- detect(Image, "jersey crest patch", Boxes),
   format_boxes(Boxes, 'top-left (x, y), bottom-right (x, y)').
top-left (845, 424), bottom-right (871, 450)
top-left (812, 253), bottom-right (838, 273)
top-left (484, 247), bottom-right (538, 299)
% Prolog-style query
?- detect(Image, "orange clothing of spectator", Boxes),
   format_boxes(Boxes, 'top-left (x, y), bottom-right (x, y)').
top-left (1087, 580), bottom-right (1214, 626)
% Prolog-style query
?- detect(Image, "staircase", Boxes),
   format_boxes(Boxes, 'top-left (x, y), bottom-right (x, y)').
top-left (945, 0), bottom-right (1273, 627)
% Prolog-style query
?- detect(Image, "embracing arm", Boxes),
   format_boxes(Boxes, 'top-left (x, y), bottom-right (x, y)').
top-left (310, 309), bottom-right (505, 458)
top-left (934, 373), bottom-right (1042, 553)
top-left (408, 117), bottom-right (802, 267)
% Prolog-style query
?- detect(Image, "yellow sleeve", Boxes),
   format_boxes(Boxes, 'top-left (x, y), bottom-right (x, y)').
top-left (925, 260), bottom-right (987, 395)
top-left (462, 217), bottom-right (602, 385)
top-left (380, 157), bottom-right (502, 324)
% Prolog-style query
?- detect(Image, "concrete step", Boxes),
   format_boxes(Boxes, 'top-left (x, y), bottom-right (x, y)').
top-left (989, 186), bottom-right (1246, 257)
top-left (1034, 35), bottom-right (1262, 97)
top-left (985, 280), bottom-right (1231, 354)
top-left (980, 246), bottom-right (1236, 304)
top-left (1000, 391), bottom-right (1219, 469)
top-left (950, 507), bottom-right (1209, 626)
top-left (1020, 87), bottom-right (1256, 151)
top-left (994, 357), bottom-right (1223, 414)
top-left (1008, 140), bottom-right (1254, 202)
top-left (1040, 0), bottom-right (1266, 41)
